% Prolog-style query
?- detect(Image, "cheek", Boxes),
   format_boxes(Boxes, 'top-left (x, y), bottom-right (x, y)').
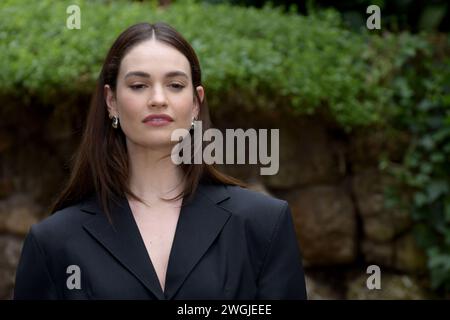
top-left (172, 91), bottom-right (195, 115)
top-left (117, 90), bottom-right (143, 118)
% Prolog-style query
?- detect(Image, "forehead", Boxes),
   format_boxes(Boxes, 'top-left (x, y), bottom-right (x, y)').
top-left (119, 39), bottom-right (191, 78)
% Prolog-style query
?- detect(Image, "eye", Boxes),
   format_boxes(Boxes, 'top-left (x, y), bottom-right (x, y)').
top-left (129, 84), bottom-right (147, 90)
top-left (170, 83), bottom-right (185, 90)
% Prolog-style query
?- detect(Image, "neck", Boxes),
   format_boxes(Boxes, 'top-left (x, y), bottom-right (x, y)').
top-left (127, 142), bottom-right (185, 205)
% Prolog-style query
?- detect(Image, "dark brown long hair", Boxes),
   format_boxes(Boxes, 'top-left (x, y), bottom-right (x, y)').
top-left (49, 22), bottom-right (247, 222)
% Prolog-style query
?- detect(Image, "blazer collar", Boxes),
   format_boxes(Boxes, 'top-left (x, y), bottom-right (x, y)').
top-left (80, 181), bottom-right (232, 300)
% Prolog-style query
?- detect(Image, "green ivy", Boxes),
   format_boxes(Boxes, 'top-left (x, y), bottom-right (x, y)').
top-left (381, 42), bottom-right (450, 293)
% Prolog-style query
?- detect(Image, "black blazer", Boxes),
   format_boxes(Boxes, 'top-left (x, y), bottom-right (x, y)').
top-left (14, 181), bottom-right (307, 300)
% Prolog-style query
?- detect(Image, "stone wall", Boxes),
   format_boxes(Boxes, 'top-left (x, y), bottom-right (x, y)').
top-left (214, 106), bottom-right (432, 299)
top-left (0, 103), bottom-right (433, 299)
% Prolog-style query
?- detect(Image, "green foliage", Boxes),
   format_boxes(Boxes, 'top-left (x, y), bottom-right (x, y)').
top-left (0, 0), bottom-right (410, 129)
top-left (381, 42), bottom-right (450, 293)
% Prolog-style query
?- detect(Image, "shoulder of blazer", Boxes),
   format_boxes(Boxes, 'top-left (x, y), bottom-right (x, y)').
top-left (224, 184), bottom-right (289, 221)
top-left (222, 184), bottom-right (291, 244)
top-left (27, 201), bottom-right (93, 250)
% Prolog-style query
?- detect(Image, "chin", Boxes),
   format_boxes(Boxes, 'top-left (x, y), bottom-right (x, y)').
top-left (144, 136), bottom-right (175, 149)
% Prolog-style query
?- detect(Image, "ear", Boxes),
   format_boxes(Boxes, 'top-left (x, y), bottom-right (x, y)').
top-left (104, 84), bottom-right (118, 118)
top-left (194, 85), bottom-right (204, 119)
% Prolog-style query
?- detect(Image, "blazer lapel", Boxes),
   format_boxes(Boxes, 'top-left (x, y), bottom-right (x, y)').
top-left (80, 181), bottom-right (232, 300)
top-left (164, 182), bottom-right (231, 300)
top-left (81, 194), bottom-right (166, 300)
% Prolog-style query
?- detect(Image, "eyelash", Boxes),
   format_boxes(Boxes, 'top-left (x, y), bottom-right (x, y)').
top-left (129, 84), bottom-right (146, 90)
top-left (129, 84), bottom-right (185, 91)
top-left (170, 83), bottom-right (185, 90)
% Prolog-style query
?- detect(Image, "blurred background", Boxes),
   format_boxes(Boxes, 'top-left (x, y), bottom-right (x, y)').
top-left (0, 0), bottom-right (449, 299)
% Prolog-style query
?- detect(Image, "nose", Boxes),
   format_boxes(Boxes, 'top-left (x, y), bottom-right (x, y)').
top-left (148, 83), bottom-right (168, 107)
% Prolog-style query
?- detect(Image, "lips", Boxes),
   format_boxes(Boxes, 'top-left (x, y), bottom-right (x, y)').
top-left (143, 114), bottom-right (174, 123)
top-left (142, 113), bottom-right (174, 127)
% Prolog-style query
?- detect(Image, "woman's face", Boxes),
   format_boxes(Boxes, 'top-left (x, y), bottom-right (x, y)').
top-left (105, 39), bottom-right (203, 150)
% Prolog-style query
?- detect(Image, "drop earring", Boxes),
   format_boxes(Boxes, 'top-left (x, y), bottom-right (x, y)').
top-left (112, 116), bottom-right (119, 129)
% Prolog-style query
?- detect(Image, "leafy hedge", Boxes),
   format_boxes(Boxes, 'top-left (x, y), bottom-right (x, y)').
top-left (0, 0), bottom-right (413, 129)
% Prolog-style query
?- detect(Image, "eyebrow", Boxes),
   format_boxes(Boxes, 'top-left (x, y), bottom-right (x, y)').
top-left (124, 70), bottom-right (189, 79)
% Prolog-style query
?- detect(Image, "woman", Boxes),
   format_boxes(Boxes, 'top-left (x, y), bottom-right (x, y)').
top-left (14, 22), bottom-right (307, 300)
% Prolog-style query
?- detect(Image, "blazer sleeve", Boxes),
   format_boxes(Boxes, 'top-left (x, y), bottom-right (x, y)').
top-left (256, 202), bottom-right (307, 300)
top-left (13, 226), bottom-right (59, 300)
